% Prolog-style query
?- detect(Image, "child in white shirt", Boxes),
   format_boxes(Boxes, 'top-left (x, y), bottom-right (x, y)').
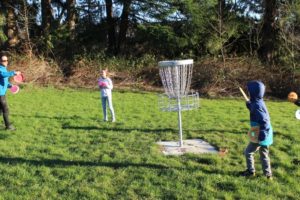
top-left (98, 69), bottom-right (115, 122)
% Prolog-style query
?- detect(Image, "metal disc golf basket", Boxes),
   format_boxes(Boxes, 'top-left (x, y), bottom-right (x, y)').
top-left (158, 59), bottom-right (199, 147)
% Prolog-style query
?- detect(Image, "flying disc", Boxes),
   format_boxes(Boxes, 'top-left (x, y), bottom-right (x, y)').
top-left (98, 81), bottom-right (104, 86)
top-left (295, 109), bottom-right (300, 120)
top-left (288, 92), bottom-right (298, 102)
top-left (10, 85), bottom-right (19, 94)
top-left (14, 74), bottom-right (25, 83)
top-left (98, 82), bottom-right (107, 87)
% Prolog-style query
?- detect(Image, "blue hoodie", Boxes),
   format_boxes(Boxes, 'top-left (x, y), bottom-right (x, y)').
top-left (0, 64), bottom-right (15, 96)
top-left (246, 81), bottom-right (273, 146)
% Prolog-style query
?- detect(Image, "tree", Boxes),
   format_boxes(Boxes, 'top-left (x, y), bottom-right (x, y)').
top-left (67, 0), bottom-right (76, 41)
top-left (0, 3), bottom-right (8, 46)
top-left (41, 0), bottom-right (54, 52)
top-left (18, 0), bottom-right (35, 56)
top-left (105, 0), bottom-right (116, 54)
top-left (258, 0), bottom-right (278, 64)
top-left (3, 0), bottom-right (19, 49)
top-left (62, 0), bottom-right (76, 58)
top-left (277, 0), bottom-right (300, 80)
top-left (117, 0), bottom-right (132, 53)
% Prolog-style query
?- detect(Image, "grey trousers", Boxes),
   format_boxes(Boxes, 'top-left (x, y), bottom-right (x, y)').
top-left (244, 142), bottom-right (272, 176)
top-left (101, 96), bottom-right (115, 121)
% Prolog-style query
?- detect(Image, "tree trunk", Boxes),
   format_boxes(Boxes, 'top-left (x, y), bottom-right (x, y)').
top-left (66, 0), bottom-right (76, 59)
top-left (258, 0), bottom-right (278, 64)
top-left (105, 0), bottom-right (116, 54)
top-left (218, 0), bottom-right (226, 66)
top-left (3, 0), bottom-right (19, 49)
top-left (117, 0), bottom-right (132, 54)
top-left (21, 0), bottom-right (33, 56)
top-left (67, 0), bottom-right (76, 41)
top-left (41, 0), bottom-right (53, 50)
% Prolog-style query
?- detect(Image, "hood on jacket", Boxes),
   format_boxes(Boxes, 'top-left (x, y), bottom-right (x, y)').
top-left (247, 80), bottom-right (265, 100)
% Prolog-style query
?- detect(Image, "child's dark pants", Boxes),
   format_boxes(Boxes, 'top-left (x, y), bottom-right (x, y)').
top-left (245, 142), bottom-right (272, 176)
top-left (0, 96), bottom-right (11, 128)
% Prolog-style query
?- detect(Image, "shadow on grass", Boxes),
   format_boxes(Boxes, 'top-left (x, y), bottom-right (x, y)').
top-left (11, 114), bottom-right (96, 121)
top-left (272, 131), bottom-right (294, 141)
top-left (62, 125), bottom-right (244, 135)
top-left (12, 114), bottom-right (245, 135)
top-left (188, 129), bottom-right (245, 134)
top-left (0, 156), bottom-right (239, 177)
top-left (62, 125), bottom-right (176, 133)
top-left (0, 133), bottom-right (9, 140)
top-left (0, 156), bottom-right (170, 169)
top-left (292, 159), bottom-right (300, 165)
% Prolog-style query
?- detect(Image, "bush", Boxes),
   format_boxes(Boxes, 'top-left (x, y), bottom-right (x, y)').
top-left (192, 57), bottom-right (268, 97)
top-left (9, 53), bottom-right (300, 98)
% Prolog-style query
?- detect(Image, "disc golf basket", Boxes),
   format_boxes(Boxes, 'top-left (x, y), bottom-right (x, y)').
top-left (158, 59), bottom-right (199, 147)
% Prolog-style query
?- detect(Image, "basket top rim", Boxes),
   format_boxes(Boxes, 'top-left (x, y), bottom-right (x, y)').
top-left (158, 59), bottom-right (193, 67)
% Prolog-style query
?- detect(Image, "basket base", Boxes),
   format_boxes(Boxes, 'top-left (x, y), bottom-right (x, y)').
top-left (157, 139), bottom-right (218, 155)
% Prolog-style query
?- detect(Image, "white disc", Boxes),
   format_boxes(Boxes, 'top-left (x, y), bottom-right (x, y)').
top-left (295, 109), bottom-right (300, 120)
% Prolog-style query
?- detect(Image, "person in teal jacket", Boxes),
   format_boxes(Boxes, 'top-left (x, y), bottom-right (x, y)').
top-left (240, 81), bottom-right (273, 180)
top-left (0, 54), bottom-right (20, 130)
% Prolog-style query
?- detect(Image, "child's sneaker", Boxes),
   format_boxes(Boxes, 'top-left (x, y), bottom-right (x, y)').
top-left (5, 125), bottom-right (16, 131)
top-left (239, 169), bottom-right (255, 177)
top-left (266, 175), bottom-right (273, 180)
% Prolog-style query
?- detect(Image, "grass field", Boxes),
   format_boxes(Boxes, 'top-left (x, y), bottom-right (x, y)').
top-left (0, 85), bottom-right (299, 199)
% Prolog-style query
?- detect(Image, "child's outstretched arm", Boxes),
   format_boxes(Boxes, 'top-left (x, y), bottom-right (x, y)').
top-left (246, 101), bottom-right (251, 110)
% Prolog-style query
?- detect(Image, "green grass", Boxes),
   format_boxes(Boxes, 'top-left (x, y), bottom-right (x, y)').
top-left (0, 85), bottom-right (299, 199)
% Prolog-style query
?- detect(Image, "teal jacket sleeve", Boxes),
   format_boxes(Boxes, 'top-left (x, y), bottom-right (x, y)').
top-left (0, 70), bottom-right (15, 78)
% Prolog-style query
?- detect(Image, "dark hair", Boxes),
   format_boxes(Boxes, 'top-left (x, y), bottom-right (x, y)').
top-left (0, 51), bottom-right (8, 59)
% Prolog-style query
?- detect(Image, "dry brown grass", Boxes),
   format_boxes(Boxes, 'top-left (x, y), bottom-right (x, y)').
top-left (192, 56), bottom-right (300, 98)
top-left (193, 57), bottom-right (269, 97)
top-left (10, 54), bottom-right (63, 86)
top-left (8, 54), bottom-right (300, 98)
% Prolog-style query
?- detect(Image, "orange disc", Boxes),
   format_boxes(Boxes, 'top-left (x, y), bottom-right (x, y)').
top-left (288, 92), bottom-right (298, 102)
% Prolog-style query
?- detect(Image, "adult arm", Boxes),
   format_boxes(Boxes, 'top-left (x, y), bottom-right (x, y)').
top-left (0, 70), bottom-right (15, 78)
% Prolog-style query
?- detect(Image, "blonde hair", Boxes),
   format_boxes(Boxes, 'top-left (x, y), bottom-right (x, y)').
top-left (101, 68), bottom-right (109, 77)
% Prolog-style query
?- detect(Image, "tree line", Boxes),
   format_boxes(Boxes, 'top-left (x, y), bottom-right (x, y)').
top-left (0, 0), bottom-right (299, 71)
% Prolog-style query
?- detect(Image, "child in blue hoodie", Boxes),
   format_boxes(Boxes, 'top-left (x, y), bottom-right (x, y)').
top-left (241, 80), bottom-right (273, 179)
